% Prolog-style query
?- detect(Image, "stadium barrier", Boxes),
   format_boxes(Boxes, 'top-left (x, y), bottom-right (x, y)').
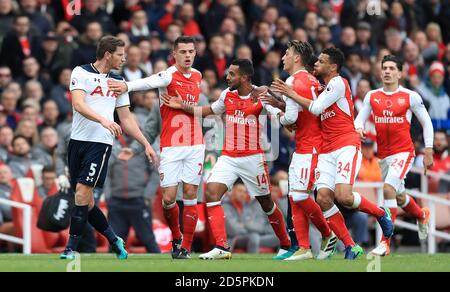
top-left (0, 198), bottom-right (31, 254)
top-left (355, 168), bottom-right (450, 254)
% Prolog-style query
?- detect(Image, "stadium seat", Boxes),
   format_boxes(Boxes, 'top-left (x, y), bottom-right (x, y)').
top-left (10, 178), bottom-right (50, 253)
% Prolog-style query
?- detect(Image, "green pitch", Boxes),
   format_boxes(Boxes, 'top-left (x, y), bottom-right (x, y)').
top-left (0, 253), bottom-right (449, 272)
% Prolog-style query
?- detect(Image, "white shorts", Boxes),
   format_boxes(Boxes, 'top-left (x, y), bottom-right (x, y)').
top-left (207, 153), bottom-right (271, 197)
top-left (159, 145), bottom-right (205, 188)
top-left (289, 153), bottom-right (319, 191)
top-left (316, 146), bottom-right (362, 191)
top-left (379, 152), bottom-right (415, 194)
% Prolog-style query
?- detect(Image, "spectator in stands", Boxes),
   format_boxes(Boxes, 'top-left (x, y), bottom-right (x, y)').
top-left (254, 50), bottom-right (284, 86)
top-left (250, 21), bottom-right (284, 67)
top-left (8, 135), bottom-right (44, 178)
top-left (137, 39), bottom-right (153, 76)
top-left (38, 165), bottom-right (57, 198)
top-left (274, 16), bottom-right (293, 47)
top-left (177, 2), bottom-right (201, 37)
top-left (38, 31), bottom-right (65, 81)
top-left (413, 30), bottom-right (439, 64)
top-left (236, 44), bottom-right (252, 61)
top-left (70, 0), bottom-right (116, 34)
top-left (1, 90), bottom-right (20, 129)
top-left (23, 80), bottom-right (45, 107)
top-left (426, 22), bottom-right (445, 61)
top-left (270, 127), bottom-right (295, 175)
top-left (355, 21), bottom-right (374, 58)
top-left (429, 129), bottom-right (450, 193)
top-left (416, 61), bottom-right (450, 120)
top-left (0, 14), bottom-right (41, 77)
top-left (223, 180), bottom-right (276, 253)
top-left (0, 0), bottom-right (15, 42)
top-left (71, 21), bottom-right (103, 67)
top-left (129, 10), bottom-right (150, 44)
top-left (21, 103), bottom-right (41, 126)
top-left (0, 164), bottom-right (14, 239)
top-left (120, 45), bottom-right (147, 82)
top-left (31, 126), bottom-right (57, 168)
top-left (39, 99), bottom-right (60, 132)
top-left (341, 51), bottom-right (363, 95)
top-left (17, 57), bottom-right (52, 95)
top-left (0, 66), bottom-right (12, 94)
top-left (315, 25), bottom-right (333, 53)
top-left (19, 0), bottom-right (53, 36)
top-left (385, 28), bottom-right (404, 58)
top-left (303, 11), bottom-right (319, 43)
top-left (14, 119), bottom-right (38, 146)
top-left (105, 133), bottom-right (160, 254)
top-left (339, 26), bottom-right (357, 58)
top-left (49, 68), bottom-right (71, 118)
top-left (0, 125), bottom-right (13, 162)
top-left (196, 34), bottom-right (230, 83)
top-left (358, 139), bottom-right (382, 182)
top-left (403, 40), bottom-right (425, 88)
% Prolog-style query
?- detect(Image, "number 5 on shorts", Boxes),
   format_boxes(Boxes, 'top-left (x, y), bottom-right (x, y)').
top-left (89, 163), bottom-right (97, 177)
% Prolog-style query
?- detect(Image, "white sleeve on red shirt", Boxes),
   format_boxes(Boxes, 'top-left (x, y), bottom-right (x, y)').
top-left (211, 89), bottom-right (228, 114)
top-left (126, 70), bottom-right (172, 92)
top-left (308, 76), bottom-right (345, 116)
top-left (280, 97), bottom-right (300, 125)
top-left (410, 91), bottom-right (434, 148)
top-left (354, 91), bottom-right (373, 130)
top-left (279, 76), bottom-right (300, 125)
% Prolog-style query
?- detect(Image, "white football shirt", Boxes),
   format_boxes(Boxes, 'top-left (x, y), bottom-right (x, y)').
top-left (70, 64), bottom-right (130, 145)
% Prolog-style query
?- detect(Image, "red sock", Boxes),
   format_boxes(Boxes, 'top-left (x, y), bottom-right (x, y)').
top-left (163, 204), bottom-right (181, 240)
top-left (181, 205), bottom-right (198, 252)
top-left (327, 212), bottom-right (355, 247)
top-left (389, 208), bottom-right (398, 223)
top-left (402, 196), bottom-right (425, 220)
top-left (207, 204), bottom-right (229, 249)
top-left (297, 197), bottom-right (331, 238)
top-left (359, 196), bottom-right (385, 218)
top-left (267, 207), bottom-right (291, 248)
top-left (290, 197), bottom-right (310, 249)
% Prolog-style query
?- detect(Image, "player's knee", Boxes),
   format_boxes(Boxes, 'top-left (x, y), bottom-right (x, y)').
top-left (383, 184), bottom-right (397, 199)
top-left (183, 184), bottom-right (198, 199)
top-left (396, 193), bottom-right (406, 206)
top-left (257, 196), bottom-right (274, 213)
top-left (316, 191), bottom-right (334, 211)
top-left (74, 192), bottom-right (91, 206)
top-left (88, 200), bottom-right (95, 210)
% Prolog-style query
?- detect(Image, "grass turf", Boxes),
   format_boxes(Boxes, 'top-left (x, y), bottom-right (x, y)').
top-left (0, 253), bottom-right (449, 272)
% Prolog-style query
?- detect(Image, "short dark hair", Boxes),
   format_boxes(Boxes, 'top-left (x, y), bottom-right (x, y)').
top-left (96, 36), bottom-right (125, 60)
top-left (42, 165), bottom-right (56, 174)
top-left (12, 135), bottom-right (29, 145)
top-left (322, 47), bottom-right (345, 72)
top-left (14, 14), bottom-right (29, 23)
top-left (231, 59), bottom-right (254, 79)
top-left (435, 128), bottom-right (448, 136)
top-left (173, 36), bottom-right (196, 50)
top-left (287, 40), bottom-right (314, 67)
top-left (381, 54), bottom-right (403, 71)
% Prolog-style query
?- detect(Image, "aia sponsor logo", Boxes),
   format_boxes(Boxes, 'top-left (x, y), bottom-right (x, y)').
top-left (90, 86), bottom-right (118, 98)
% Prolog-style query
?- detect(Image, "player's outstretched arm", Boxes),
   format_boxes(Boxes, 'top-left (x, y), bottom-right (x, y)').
top-left (116, 107), bottom-right (158, 165)
top-left (72, 89), bottom-right (122, 136)
top-left (411, 92), bottom-right (435, 174)
top-left (354, 93), bottom-right (373, 140)
top-left (161, 91), bottom-right (215, 117)
top-left (271, 79), bottom-right (313, 110)
top-left (108, 71), bottom-right (172, 95)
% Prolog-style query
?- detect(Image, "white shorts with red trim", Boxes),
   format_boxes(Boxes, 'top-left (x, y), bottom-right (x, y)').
top-left (289, 153), bottom-right (319, 191)
top-left (316, 146), bottom-right (362, 191)
top-left (379, 152), bottom-right (415, 194)
top-left (207, 153), bottom-right (271, 197)
top-left (159, 145), bottom-right (205, 188)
